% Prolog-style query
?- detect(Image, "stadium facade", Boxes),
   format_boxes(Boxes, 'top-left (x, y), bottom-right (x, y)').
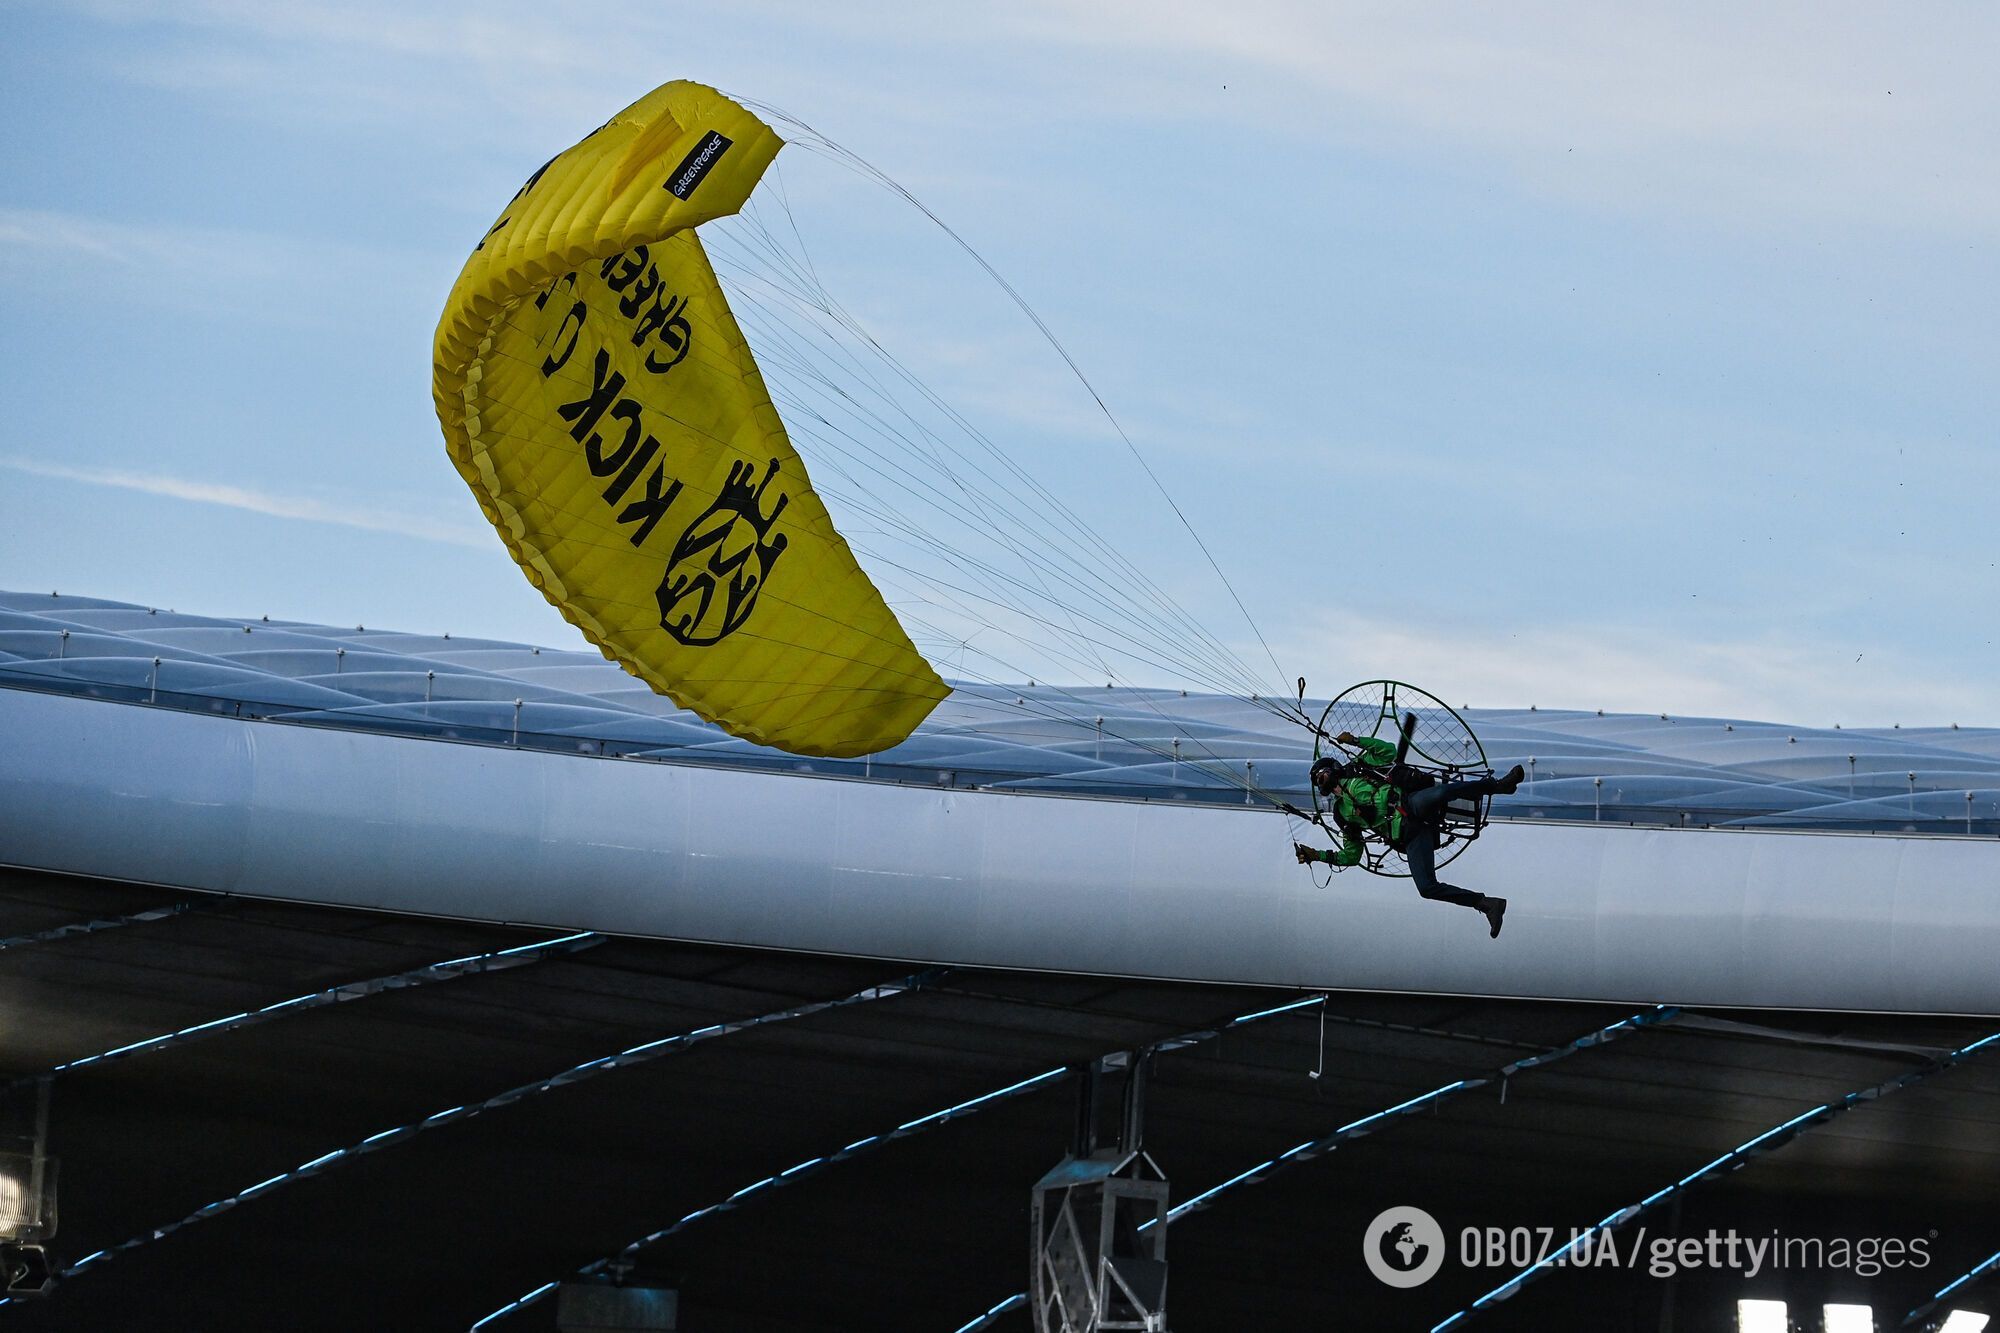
top-left (5, 592), bottom-right (1997, 1016)
top-left (4, 592), bottom-right (1998, 1331)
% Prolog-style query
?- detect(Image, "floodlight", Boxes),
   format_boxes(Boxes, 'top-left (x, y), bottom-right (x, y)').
top-left (1738, 1299), bottom-right (1788, 1333)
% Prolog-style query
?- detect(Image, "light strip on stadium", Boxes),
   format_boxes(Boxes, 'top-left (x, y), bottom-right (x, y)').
top-left (951, 1292), bottom-right (1029, 1333)
top-left (57, 969), bottom-right (940, 1287)
top-left (1932, 1252), bottom-right (2000, 1303)
top-left (11, 931), bottom-right (602, 1089)
top-left (471, 987), bottom-right (1363, 1326)
top-left (1434, 1030), bottom-right (2000, 1331)
top-left (468, 1068), bottom-right (1070, 1329)
top-left (1904, 1249), bottom-right (2000, 1329)
top-left (1939, 1312), bottom-right (1991, 1333)
top-left (1167, 1006), bottom-right (1679, 1230)
top-left (1823, 1304), bottom-right (1874, 1333)
top-left (1154, 1081), bottom-right (1475, 1227)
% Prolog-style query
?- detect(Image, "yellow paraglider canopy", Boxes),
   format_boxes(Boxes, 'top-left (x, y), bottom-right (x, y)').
top-left (434, 81), bottom-right (947, 757)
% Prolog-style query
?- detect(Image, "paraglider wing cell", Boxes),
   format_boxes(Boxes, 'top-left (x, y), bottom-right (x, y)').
top-left (433, 80), bottom-right (947, 758)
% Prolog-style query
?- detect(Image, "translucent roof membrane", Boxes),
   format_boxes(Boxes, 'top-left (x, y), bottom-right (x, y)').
top-left (5, 592), bottom-right (1998, 835)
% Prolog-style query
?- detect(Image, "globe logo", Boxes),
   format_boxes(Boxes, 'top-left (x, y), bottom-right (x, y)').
top-left (1386, 1223), bottom-right (1425, 1268)
top-left (1363, 1205), bottom-right (1446, 1288)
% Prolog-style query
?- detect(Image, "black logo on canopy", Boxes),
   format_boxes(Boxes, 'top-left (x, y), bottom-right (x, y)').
top-left (655, 458), bottom-right (789, 646)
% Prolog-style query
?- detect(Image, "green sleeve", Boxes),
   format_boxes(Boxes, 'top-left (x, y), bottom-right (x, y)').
top-left (1351, 736), bottom-right (1398, 767)
top-left (1331, 826), bottom-right (1364, 866)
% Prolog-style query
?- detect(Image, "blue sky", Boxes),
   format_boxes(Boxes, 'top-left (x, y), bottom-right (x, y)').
top-left (2, 1), bottom-right (1994, 726)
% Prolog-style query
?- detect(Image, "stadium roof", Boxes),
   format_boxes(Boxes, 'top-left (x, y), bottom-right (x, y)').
top-left (4, 592), bottom-right (1997, 836)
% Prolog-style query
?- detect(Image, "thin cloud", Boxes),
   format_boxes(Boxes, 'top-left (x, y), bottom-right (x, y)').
top-left (996, 1), bottom-right (2000, 235)
top-left (0, 206), bottom-right (449, 332)
top-left (2, 458), bottom-right (489, 549)
top-left (1285, 610), bottom-right (1993, 729)
top-left (0, 208), bottom-right (241, 271)
top-left (57, 1), bottom-right (2000, 236)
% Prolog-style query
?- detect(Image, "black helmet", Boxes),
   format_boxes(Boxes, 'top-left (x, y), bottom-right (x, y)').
top-left (1310, 757), bottom-right (1346, 791)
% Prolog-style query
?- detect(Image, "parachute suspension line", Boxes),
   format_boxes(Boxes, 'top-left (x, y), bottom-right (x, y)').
top-left (720, 179), bottom-right (1100, 685)
top-left (869, 615), bottom-right (1298, 809)
top-left (460, 311), bottom-right (1293, 739)
top-left (694, 168), bottom-right (1314, 793)
top-left (679, 535), bottom-right (1287, 808)
top-left (699, 497), bottom-right (1275, 800)
top-left (764, 161), bottom-right (826, 304)
top-left (859, 557), bottom-right (1164, 697)
top-left (814, 517), bottom-right (1254, 702)
top-left (775, 124), bottom-right (1292, 695)
top-left (760, 173), bottom-right (1274, 705)
top-left (434, 79), bottom-right (1302, 761)
top-left (715, 280), bottom-right (1146, 689)
top-left (704, 199), bottom-right (1274, 707)
top-left (727, 182), bottom-right (1126, 698)
top-left (735, 322), bottom-right (1254, 701)
top-left (879, 579), bottom-right (1288, 790)
top-left (746, 363), bottom-right (1258, 697)
top-left (724, 98), bottom-right (1291, 700)
top-left (708, 198), bottom-right (1263, 702)
top-left (782, 388), bottom-right (1306, 762)
top-left (820, 514), bottom-right (1251, 745)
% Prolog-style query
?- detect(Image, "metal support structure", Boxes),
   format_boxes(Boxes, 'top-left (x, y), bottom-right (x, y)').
top-left (0, 1077), bottom-right (56, 1299)
top-left (0, 900), bottom-right (194, 953)
top-left (1120, 1052), bottom-right (1148, 1158)
top-left (25, 1080), bottom-right (49, 1240)
top-left (555, 1275), bottom-right (679, 1332)
top-left (475, 996), bottom-right (1343, 1330)
top-left (0, 1079), bottom-right (55, 1244)
top-left (947, 1001), bottom-right (1673, 1333)
top-left (1033, 1051), bottom-right (1168, 1333)
top-left (1073, 1060), bottom-right (1100, 1158)
top-left (1432, 1029), bottom-right (2000, 1331)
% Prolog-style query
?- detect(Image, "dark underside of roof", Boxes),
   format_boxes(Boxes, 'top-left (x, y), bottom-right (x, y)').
top-left (1, 867), bottom-right (1993, 1333)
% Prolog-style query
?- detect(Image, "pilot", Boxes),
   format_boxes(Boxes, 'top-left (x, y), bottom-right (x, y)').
top-left (1294, 730), bottom-right (1524, 938)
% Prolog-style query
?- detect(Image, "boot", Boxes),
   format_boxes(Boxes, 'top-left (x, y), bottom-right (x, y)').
top-left (1481, 897), bottom-right (1507, 939)
top-left (1496, 764), bottom-right (1526, 795)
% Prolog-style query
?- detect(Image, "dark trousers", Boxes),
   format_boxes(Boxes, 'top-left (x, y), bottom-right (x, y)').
top-left (1401, 776), bottom-right (1507, 910)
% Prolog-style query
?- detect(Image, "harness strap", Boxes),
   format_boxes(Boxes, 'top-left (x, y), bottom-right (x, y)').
top-left (1337, 779), bottom-right (1406, 847)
